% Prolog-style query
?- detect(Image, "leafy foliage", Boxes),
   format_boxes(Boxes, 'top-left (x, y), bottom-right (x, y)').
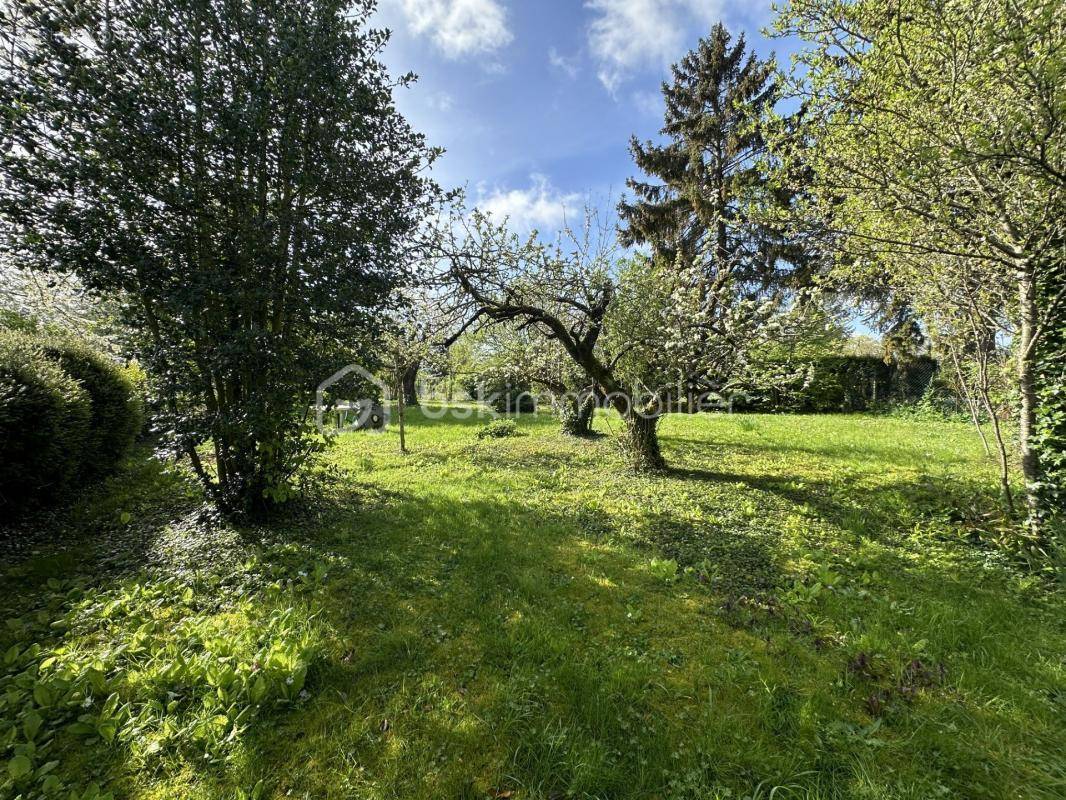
top-left (774, 0), bottom-right (1064, 538)
top-left (618, 26), bottom-right (819, 407)
top-left (0, 330), bottom-right (91, 515)
top-left (1, 555), bottom-right (329, 798)
top-left (39, 338), bottom-right (143, 481)
top-left (738, 355), bottom-right (938, 413)
top-left (475, 418), bottom-right (524, 440)
top-left (1034, 259), bottom-right (1065, 545)
top-left (0, 0), bottom-right (438, 517)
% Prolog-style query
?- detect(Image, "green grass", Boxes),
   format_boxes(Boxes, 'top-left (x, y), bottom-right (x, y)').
top-left (2, 409), bottom-right (1064, 799)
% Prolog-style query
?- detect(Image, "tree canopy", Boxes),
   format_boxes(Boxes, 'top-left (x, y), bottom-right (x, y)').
top-left (0, 0), bottom-right (439, 515)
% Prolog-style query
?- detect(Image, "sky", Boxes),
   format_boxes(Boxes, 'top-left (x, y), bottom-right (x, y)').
top-left (371, 0), bottom-right (797, 234)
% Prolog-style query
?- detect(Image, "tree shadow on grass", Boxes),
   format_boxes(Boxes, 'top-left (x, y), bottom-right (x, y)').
top-left (232, 489), bottom-right (714, 799)
top-left (3, 430), bottom-right (1057, 800)
top-left (0, 448), bottom-right (215, 586)
top-left (668, 464), bottom-right (1001, 550)
top-left (232, 477), bottom-right (1065, 800)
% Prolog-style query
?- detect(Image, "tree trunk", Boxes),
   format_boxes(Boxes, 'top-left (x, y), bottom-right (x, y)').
top-left (621, 411), bottom-right (665, 473)
top-left (396, 373), bottom-right (408, 454)
top-left (558, 392), bottom-right (595, 436)
top-left (979, 384), bottom-right (1016, 517)
top-left (401, 361), bottom-right (420, 407)
top-left (1017, 263), bottom-right (1042, 537)
top-left (948, 347), bottom-right (991, 457)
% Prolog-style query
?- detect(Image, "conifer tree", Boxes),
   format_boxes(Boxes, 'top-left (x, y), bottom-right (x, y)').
top-left (618, 24), bottom-right (808, 409)
top-left (619, 23), bottom-right (777, 281)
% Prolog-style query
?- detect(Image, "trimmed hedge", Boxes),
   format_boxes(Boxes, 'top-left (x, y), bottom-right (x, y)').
top-left (0, 331), bottom-right (143, 516)
top-left (464, 376), bottom-right (537, 414)
top-left (40, 337), bottom-right (144, 480)
top-left (0, 330), bottom-right (92, 513)
top-left (741, 355), bottom-right (938, 413)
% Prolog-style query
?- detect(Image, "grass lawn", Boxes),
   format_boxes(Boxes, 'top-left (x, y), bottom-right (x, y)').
top-left (2, 409), bottom-right (1064, 799)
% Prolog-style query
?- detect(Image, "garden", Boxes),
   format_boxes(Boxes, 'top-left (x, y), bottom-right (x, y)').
top-left (0, 0), bottom-right (1062, 797)
top-left (3, 409), bottom-right (1064, 799)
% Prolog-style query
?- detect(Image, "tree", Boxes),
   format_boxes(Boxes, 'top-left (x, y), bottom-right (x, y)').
top-left (1034, 258), bottom-right (1065, 537)
top-left (895, 252), bottom-right (1019, 512)
top-left (775, 0), bottom-right (1064, 540)
top-left (469, 322), bottom-right (598, 436)
top-left (442, 205), bottom-right (672, 470)
top-left (620, 23), bottom-right (777, 270)
top-left (0, 0), bottom-right (438, 517)
top-left (442, 199), bottom-right (810, 470)
top-left (619, 24), bottom-right (818, 408)
top-left (385, 281), bottom-right (481, 409)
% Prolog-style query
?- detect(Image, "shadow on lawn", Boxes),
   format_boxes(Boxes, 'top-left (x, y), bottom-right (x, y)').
top-left (0, 449), bottom-right (215, 585)
top-left (669, 464), bottom-right (1000, 547)
top-left (236, 488), bottom-right (718, 799)
top-left (234, 471), bottom-right (1057, 799)
top-left (2, 428), bottom-right (1045, 799)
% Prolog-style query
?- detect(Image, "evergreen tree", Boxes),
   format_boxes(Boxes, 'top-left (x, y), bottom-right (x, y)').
top-left (619, 23), bottom-right (777, 282)
top-left (618, 24), bottom-right (814, 408)
top-left (0, 0), bottom-right (439, 517)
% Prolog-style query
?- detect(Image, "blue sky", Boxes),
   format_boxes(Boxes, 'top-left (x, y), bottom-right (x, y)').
top-left (372, 0), bottom-right (794, 232)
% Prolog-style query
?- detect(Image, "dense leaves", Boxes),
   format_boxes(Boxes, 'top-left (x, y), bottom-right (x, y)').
top-left (0, 0), bottom-right (439, 516)
top-left (39, 337), bottom-right (143, 481)
top-left (0, 330), bottom-right (91, 514)
top-left (774, 0), bottom-right (1065, 542)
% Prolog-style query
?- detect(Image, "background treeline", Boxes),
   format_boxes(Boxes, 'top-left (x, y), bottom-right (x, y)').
top-left (736, 355), bottom-right (938, 414)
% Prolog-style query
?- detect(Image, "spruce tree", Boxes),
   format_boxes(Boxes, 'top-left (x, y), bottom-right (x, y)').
top-left (619, 23), bottom-right (777, 281)
top-left (619, 24), bottom-right (810, 409)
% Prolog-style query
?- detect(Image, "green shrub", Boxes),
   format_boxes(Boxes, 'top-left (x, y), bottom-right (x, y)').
top-left (476, 419), bottom-right (523, 440)
top-left (0, 309), bottom-right (38, 333)
top-left (465, 376), bottom-right (537, 414)
top-left (741, 356), bottom-right (937, 413)
top-left (0, 330), bottom-right (91, 513)
top-left (40, 337), bottom-right (143, 479)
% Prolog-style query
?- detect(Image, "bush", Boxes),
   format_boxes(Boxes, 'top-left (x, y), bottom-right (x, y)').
top-left (741, 356), bottom-right (938, 413)
top-left (465, 376), bottom-right (537, 414)
top-left (476, 419), bottom-right (523, 440)
top-left (0, 330), bottom-right (91, 514)
top-left (40, 337), bottom-right (143, 479)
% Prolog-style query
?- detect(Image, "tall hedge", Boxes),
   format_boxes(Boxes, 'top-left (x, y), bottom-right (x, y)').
top-left (739, 356), bottom-right (938, 413)
top-left (40, 338), bottom-right (143, 480)
top-left (0, 330), bottom-right (92, 513)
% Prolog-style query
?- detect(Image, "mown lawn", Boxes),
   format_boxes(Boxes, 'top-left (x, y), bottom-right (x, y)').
top-left (2, 409), bottom-right (1064, 800)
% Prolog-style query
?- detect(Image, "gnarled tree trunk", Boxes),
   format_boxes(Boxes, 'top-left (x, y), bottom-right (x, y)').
top-left (557, 392), bottom-right (595, 436)
top-left (401, 360), bottom-right (420, 407)
top-left (621, 410), bottom-right (665, 472)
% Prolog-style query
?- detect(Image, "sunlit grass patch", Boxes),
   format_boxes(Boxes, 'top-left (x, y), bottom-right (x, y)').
top-left (2, 408), bottom-right (1063, 799)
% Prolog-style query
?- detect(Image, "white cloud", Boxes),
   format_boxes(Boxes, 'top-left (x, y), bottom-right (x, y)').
top-left (426, 92), bottom-right (455, 112)
top-left (477, 174), bottom-right (582, 232)
top-left (399, 0), bottom-right (513, 59)
top-left (632, 89), bottom-right (663, 118)
top-left (548, 47), bottom-right (580, 79)
top-left (680, 0), bottom-right (731, 24)
top-left (585, 0), bottom-right (725, 93)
